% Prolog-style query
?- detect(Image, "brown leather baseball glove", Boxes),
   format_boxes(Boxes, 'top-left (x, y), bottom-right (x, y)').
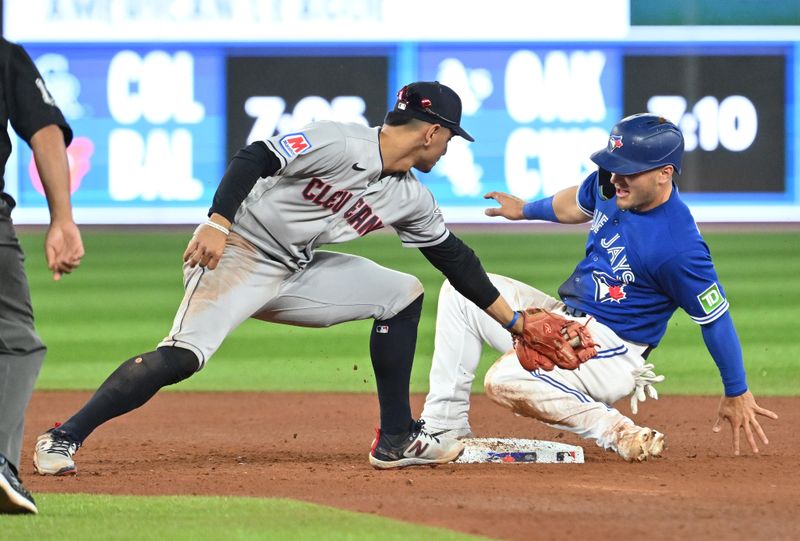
top-left (513, 308), bottom-right (597, 371)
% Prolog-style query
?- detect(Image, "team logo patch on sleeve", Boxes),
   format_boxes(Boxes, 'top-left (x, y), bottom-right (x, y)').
top-left (279, 133), bottom-right (312, 156)
top-left (697, 283), bottom-right (725, 314)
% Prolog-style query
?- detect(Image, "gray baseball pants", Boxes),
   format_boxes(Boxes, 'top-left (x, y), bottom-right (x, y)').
top-left (158, 232), bottom-right (423, 367)
top-left (0, 200), bottom-right (46, 470)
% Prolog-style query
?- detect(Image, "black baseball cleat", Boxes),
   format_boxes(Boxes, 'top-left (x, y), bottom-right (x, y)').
top-left (0, 454), bottom-right (38, 514)
top-left (369, 419), bottom-right (465, 469)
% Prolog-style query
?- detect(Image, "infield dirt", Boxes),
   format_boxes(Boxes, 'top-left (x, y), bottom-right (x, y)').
top-left (23, 392), bottom-right (799, 540)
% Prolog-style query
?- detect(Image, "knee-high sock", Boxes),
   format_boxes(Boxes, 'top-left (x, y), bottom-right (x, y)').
top-left (369, 294), bottom-right (424, 435)
top-left (58, 347), bottom-right (198, 442)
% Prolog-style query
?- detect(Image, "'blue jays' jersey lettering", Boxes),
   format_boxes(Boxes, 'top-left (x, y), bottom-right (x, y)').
top-left (558, 171), bottom-right (729, 346)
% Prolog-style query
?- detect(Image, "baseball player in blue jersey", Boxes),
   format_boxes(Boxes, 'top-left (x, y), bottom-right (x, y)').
top-left (422, 114), bottom-right (778, 461)
top-left (33, 81), bottom-right (529, 474)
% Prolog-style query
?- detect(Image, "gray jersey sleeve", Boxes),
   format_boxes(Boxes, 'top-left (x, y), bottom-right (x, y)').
top-left (264, 121), bottom-right (348, 178)
top-left (392, 181), bottom-right (450, 248)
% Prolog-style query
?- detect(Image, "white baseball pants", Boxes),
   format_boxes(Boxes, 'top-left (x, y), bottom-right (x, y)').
top-left (421, 274), bottom-right (654, 448)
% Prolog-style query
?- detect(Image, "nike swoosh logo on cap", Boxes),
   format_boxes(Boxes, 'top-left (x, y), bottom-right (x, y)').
top-left (352, 163), bottom-right (367, 171)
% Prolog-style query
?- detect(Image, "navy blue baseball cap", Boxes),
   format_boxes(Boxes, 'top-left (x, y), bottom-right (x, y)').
top-left (390, 81), bottom-right (475, 142)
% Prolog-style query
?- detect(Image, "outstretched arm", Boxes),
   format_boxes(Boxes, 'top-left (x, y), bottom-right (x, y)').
top-left (30, 124), bottom-right (84, 281)
top-left (419, 233), bottom-right (523, 334)
top-left (702, 312), bottom-right (778, 455)
top-left (484, 186), bottom-right (590, 224)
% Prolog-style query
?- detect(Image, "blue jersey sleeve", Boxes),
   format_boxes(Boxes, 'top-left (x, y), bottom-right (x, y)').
top-left (576, 171), bottom-right (598, 217)
top-left (654, 250), bottom-right (730, 325)
top-left (701, 312), bottom-right (748, 397)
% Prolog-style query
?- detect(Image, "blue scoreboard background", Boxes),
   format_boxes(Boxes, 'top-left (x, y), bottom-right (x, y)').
top-left (4, 3), bottom-right (798, 223)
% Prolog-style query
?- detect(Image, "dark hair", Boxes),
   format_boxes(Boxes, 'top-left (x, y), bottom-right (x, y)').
top-left (384, 111), bottom-right (427, 127)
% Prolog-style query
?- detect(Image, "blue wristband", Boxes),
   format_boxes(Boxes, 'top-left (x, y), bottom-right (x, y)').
top-left (503, 311), bottom-right (522, 330)
top-left (522, 196), bottom-right (558, 222)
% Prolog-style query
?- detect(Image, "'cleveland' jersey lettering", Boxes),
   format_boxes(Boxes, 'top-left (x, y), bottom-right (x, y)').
top-left (233, 122), bottom-right (429, 267)
top-left (344, 198), bottom-right (384, 236)
top-left (302, 178), bottom-right (383, 236)
top-left (302, 178), bottom-right (353, 213)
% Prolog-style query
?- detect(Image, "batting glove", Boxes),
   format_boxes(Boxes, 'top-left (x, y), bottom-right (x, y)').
top-left (630, 363), bottom-right (665, 415)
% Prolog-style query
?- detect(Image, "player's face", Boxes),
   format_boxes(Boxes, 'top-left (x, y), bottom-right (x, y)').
top-left (416, 127), bottom-right (453, 173)
top-left (611, 166), bottom-right (673, 212)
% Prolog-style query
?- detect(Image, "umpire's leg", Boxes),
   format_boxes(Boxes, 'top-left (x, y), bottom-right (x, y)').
top-left (0, 210), bottom-right (47, 469)
top-left (0, 350), bottom-right (45, 467)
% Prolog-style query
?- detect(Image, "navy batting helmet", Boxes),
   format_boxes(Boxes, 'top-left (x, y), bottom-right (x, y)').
top-left (590, 113), bottom-right (684, 175)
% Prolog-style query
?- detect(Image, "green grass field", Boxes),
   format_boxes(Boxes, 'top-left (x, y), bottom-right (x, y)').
top-left (3, 494), bottom-right (489, 541)
top-left (19, 228), bottom-right (800, 396)
top-left (11, 228), bottom-right (798, 539)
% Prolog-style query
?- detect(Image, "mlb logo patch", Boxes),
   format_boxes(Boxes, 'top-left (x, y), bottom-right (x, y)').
top-left (279, 133), bottom-right (312, 157)
top-left (376, 325), bottom-right (389, 334)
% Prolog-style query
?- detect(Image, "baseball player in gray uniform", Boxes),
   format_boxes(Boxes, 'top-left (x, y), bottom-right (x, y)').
top-left (34, 81), bottom-right (527, 473)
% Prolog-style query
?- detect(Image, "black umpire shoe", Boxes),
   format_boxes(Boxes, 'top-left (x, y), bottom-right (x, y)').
top-left (0, 454), bottom-right (38, 514)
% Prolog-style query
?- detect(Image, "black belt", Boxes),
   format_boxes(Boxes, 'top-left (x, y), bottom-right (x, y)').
top-left (562, 305), bottom-right (588, 318)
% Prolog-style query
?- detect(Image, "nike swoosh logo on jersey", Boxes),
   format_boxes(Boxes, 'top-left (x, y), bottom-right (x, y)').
top-left (352, 163), bottom-right (367, 171)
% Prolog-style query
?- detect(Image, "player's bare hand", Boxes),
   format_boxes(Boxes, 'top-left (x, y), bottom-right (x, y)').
top-left (484, 191), bottom-right (526, 220)
top-left (183, 224), bottom-right (227, 270)
top-left (712, 390), bottom-right (778, 456)
top-left (45, 219), bottom-right (84, 281)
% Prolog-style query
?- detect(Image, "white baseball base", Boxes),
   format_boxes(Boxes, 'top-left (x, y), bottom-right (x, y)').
top-left (456, 438), bottom-right (584, 464)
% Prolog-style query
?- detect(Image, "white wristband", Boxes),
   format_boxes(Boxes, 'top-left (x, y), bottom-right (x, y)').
top-left (202, 220), bottom-right (230, 236)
